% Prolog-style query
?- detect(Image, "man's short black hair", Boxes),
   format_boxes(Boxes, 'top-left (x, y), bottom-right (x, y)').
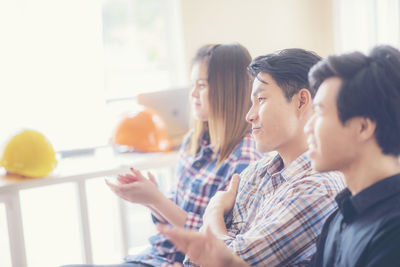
top-left (309, 45), bottom-right (400, 156)
top-left (248, 48), bottom-right (322, 100)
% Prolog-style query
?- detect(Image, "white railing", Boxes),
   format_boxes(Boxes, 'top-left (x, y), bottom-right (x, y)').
top-left (0, 148), bottom-right (178, 267)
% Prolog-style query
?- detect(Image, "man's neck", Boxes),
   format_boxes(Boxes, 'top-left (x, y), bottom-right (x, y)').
top-left (277, 134), bottom-right (309, 168)
top-left (342, 149), bottom-right (400, 195)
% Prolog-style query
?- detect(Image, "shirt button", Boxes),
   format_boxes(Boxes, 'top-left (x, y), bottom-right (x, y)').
top-left (195, 162), bottom-right (201, 167)
top-left (341, 222), bottom-right (347, 231)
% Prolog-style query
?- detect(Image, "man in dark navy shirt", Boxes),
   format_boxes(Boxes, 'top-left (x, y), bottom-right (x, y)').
top-left (305, 45), bottom-right (400, 267)
top-left (158, 45), bottom-right (400, 267)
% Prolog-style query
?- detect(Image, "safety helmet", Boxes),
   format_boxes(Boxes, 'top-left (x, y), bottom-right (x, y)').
top-left (110, 106), bottom-right (172, 152)
top-left (0, 129), bottom-right (57, 178)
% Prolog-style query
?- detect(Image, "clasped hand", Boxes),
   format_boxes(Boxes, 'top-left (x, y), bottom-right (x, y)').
top-left (202, 174), bottom-right (241, 228)
top-left (106, 168), bottom-right (161, 205)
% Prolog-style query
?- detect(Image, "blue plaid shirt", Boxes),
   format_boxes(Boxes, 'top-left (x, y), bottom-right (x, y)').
top-left (125, 131), bottom-right (262, 266)
top-left (184, 153), bottom-right (346, 267)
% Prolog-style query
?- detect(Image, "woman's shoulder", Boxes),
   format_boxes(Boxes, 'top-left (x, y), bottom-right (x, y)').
top-left (229, 133), bottom-right (262, 160)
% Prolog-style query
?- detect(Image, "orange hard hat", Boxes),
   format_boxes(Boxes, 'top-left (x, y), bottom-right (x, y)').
top-left (110, 107), bottom-right (172, 152)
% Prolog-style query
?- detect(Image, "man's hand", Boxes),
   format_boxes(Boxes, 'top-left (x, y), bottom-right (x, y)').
top-left (202, 174), bottom-right (241, 231)
top-left (157, 224), bottom-right (248, 267)
top-left (105, 168), bottom-right (162, 205)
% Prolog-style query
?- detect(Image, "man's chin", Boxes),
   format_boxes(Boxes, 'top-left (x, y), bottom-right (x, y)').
top-left (255, 144), bottom-right (273, 154)
top-left (311, 161), bottom-right (332, 173)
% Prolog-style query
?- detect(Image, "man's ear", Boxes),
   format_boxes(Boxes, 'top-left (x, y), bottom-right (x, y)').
top-left (295, 88), bottom-right (312, 116)
top-left (358, 117), bottom-right (376, 142)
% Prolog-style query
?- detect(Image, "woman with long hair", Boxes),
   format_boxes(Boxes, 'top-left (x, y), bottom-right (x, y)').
top-left (62, 43), bottom-right (261, 267)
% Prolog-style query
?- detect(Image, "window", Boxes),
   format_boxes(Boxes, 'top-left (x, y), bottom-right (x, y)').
top-left (0, 0), bottom-right (185, 152)
top-left (102, 0), bottom-right (186, 100)
top-left (334, 0), bottom-right (400, 53)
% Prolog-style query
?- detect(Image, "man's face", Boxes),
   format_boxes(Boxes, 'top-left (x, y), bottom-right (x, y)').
top-left (246, 73), bottom-right (300, 153)
top-left (305, 77), bottom-right (358, 172)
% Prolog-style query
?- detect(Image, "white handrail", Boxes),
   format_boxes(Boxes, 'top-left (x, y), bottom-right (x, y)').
top-left (0, 150), bottom-right (179, 267)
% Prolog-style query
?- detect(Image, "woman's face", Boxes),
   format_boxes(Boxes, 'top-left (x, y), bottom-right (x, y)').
top-left (190, 61), bottom-right (210, 121)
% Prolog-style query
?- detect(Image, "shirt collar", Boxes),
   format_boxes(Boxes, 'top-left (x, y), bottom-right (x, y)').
top-left (351, 173), bottom-right (400, 214)
top-left (264, 153), bottom-right (284, 176)
top-left (281, 152), bottom-right (314, 182)
top-left (334, 188), bottom-right (354, 222)
top-left (264, 152), bottom-right (313, 182)
top-left (336, 173), bottom-right (400, 222)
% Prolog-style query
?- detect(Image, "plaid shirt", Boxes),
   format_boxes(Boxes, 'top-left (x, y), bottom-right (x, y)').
top-left (126, 131), bottom-right (262, 266)
top-left (185, 152), bottom-right (345, 267)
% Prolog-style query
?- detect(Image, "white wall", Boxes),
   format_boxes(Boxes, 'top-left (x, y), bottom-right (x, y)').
top-left (181, 0), bottom-right (334, 69)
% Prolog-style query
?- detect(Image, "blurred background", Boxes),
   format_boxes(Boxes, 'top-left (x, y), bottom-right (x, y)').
top-left (0, 0), bottom-right (399, 266)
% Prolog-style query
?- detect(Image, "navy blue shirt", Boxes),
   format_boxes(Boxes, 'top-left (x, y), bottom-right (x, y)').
top-left (309, 173), bottom-right (400, 267)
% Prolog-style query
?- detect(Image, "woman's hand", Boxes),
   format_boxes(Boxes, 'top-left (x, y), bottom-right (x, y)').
top-left (106, 168), bottom-right (161, 205)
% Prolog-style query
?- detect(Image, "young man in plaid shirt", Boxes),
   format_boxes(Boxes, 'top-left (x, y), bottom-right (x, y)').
top-left (160, 48), bottom-right (345, 266)
top-left (162, 46), bottom-right (400, 267)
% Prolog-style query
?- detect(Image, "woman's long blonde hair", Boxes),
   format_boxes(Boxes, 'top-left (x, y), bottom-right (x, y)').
top-left (189, 43), bottom-right (253, 165)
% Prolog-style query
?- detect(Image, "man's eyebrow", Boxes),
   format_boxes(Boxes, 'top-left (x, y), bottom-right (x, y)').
top-left (191, 78), bottom-right (208, 84)
top-left (256, 74), bottom-right (269, 85)
top-left (252, 87), bottom-right (266, 98)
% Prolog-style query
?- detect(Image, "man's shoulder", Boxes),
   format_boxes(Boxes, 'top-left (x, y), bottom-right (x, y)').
top-left (289, 170), bottom-right (346, 196)
top-left (304, 170), bottom-right (344, 182)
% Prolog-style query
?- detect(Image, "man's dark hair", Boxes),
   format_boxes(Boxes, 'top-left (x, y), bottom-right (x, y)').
top-left (248, 48), bottom-right (322, 100)
top-left (309, 45), bottom-right (400, 156)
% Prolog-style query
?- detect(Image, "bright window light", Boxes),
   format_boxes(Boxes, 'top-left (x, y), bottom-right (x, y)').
top-left (86, 177), bottom-right (125, 264)
top-left (0, 0), bottom-right (107, 152)
top-left (334, 0), bottom-right (400, 53)
top-left (0, 0), bottom-right (185, 153)
top-left (102, 0), bottom-right (186, 100)
top-left (20, 183), bottom-right (84, 267)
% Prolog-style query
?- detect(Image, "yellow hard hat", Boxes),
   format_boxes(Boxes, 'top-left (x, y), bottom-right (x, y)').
top-left (0, 129), bottom-right (57, 178)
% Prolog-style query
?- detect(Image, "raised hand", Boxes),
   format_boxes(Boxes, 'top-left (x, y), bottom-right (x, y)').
top-left (157, 225), bottom-right (242, 267)
top-left (118, 169), bottom-right (158, 185)
top-left (106, 168), bottom-right (162, 205)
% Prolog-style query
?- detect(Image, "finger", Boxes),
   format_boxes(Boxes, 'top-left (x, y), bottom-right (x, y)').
top-left (227, 174), bottom-right (241, 194)
top-left (117, 176), bottom-right (131, 184)
top-left (172, 263), bottom-right (183, 267)
top-left (157, 225), bottom-right (190, 253)
top-left (117, 174), bottom-right (139, 184)
top-left (105, 179), bottom-right (120, 194)
top-left (106, 179), bottom-right (133, 193)
top-left (205, 225), bottom-right (216, 239)
top-left (130, 168), bottom-right (146, 180)
top-left (105, 178), bottom-right (115, 187)
top-left (147, 172), bottom-right (158, 186)
top-left (204, 226), bottom-right (216, 251)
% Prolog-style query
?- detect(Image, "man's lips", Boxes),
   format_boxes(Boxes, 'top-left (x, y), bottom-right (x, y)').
top-left (252, 127), bottom-right (261, 134)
